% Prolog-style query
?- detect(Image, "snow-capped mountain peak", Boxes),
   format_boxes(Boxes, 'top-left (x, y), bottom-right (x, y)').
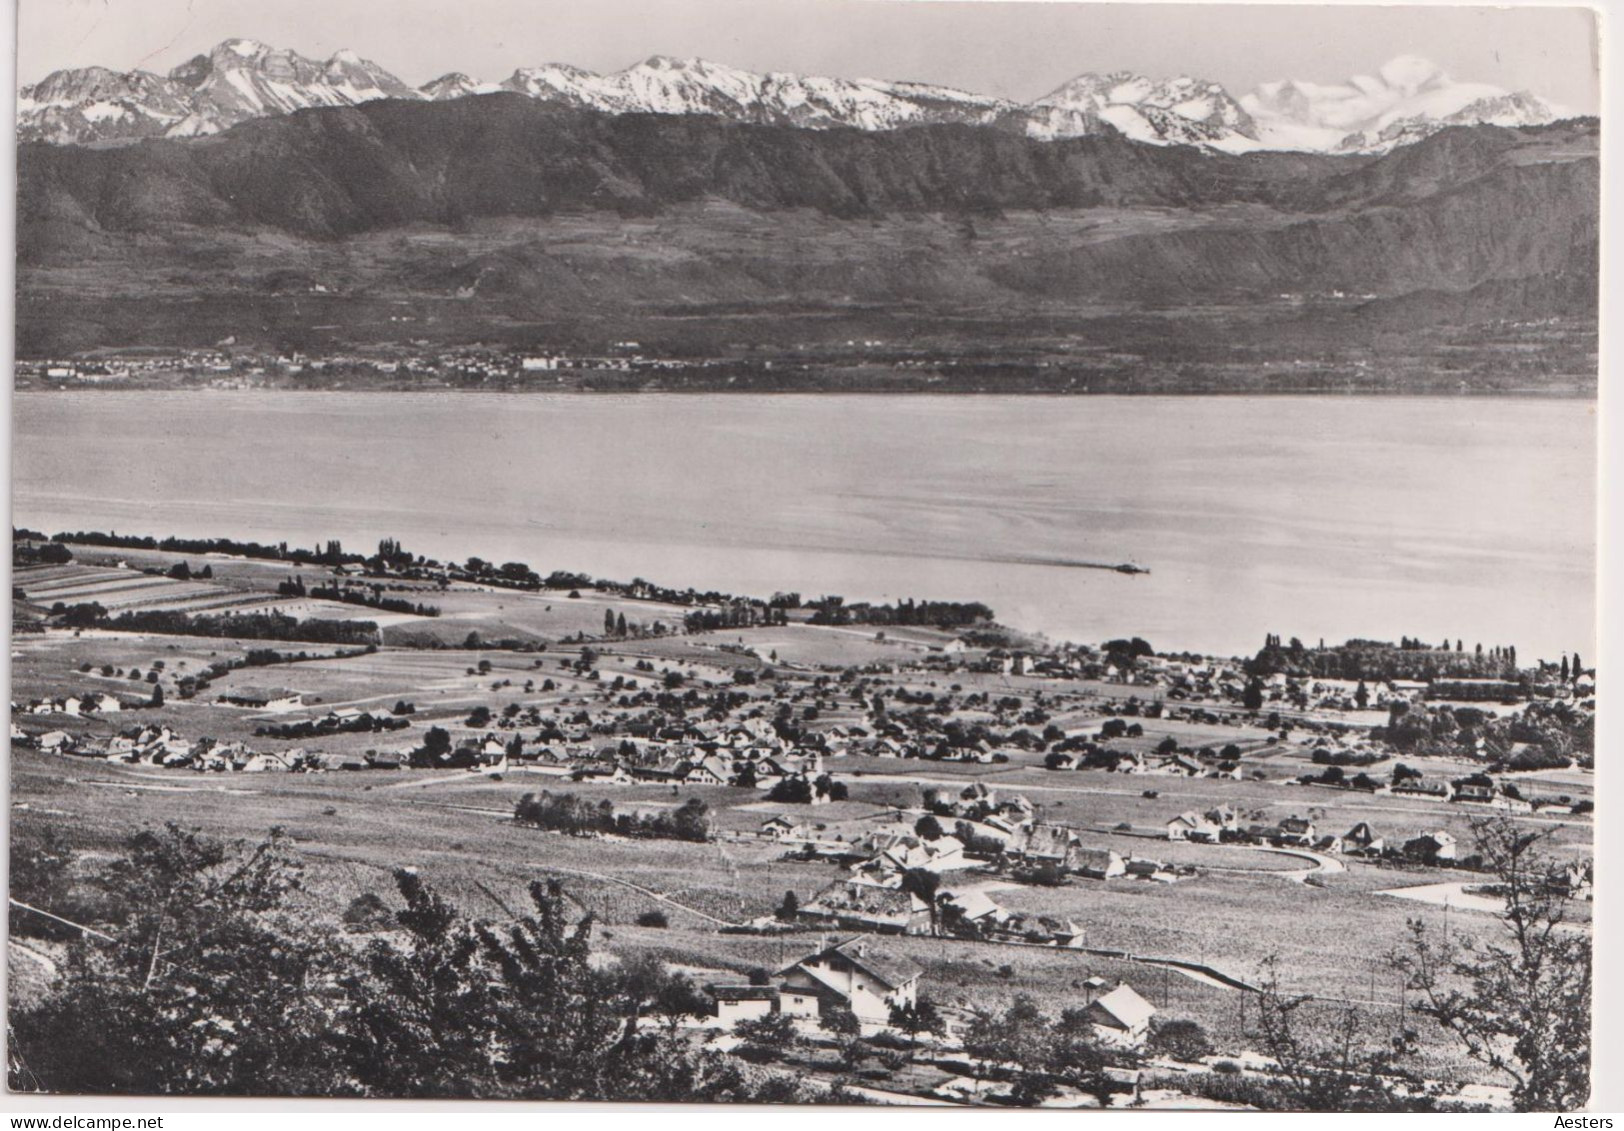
top-left (216, 37), bottom-right (271, 61)
top-left (1029, 70), bottom-right (1260, 151)
top-left (18, 43), bottom-right (1576, 154)
top-left (16, 64), bottom-right (194, 144)
top-left (420, 72), bottom-right (503, 101)
top-left (489, 55), bottom-right (1015, 131)
top-left (1240, 55), bottom-right (1563, 153)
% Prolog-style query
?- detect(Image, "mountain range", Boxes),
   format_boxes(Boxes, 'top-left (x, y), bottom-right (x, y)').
top-left (18, 38), bottom-right (1568, 153)
top-left (16, 90), bottom-right (1596, 366)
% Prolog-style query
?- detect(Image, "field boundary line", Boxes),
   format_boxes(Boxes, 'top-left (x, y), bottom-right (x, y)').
top-left (7, 898), bottom-right (118, 941)
top-left (527, 863), bottom-right (738, 927)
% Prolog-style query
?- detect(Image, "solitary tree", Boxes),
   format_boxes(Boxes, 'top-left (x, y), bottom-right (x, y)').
top-left (889, 996), bottom-right (946, 1044)
top-left (822, 1002), bottom-right (861, 1038)
top-left (419, 726), bottom-right (452, 762)
top-left (1149, 1018), bottom-right (1213, 1063)
top-left (1243, 677), bottom-right (1265, 712)
top-left (899, 868), bottom-right (941, 935)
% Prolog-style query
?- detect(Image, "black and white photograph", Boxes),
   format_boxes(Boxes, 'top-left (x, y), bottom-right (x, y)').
top-left (3, 0), bottom-right (1606, 1114)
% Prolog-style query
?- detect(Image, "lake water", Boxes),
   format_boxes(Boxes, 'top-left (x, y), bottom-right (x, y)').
top-left (12, 392), bottom-right (1595, 661)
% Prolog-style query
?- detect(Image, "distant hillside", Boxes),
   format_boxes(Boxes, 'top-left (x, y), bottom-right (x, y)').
top-left (19, 94), bottom-right (1348, 237)
top-left (14, 98), bottom-right (1598, 384)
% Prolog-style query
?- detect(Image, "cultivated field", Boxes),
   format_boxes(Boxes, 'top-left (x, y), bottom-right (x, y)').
top-left (9, 569), bottom-right (1593, 1102)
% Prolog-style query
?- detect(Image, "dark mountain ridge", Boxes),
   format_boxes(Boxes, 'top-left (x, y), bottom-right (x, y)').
top-left (15, 97), bottom-right (1598, 387)
top-left (21, 93), bottom-right (1359, 240)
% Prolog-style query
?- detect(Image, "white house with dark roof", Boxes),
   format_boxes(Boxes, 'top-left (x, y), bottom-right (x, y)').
top-left (1086, 983), bottom-right (1157, 1048)
top-left (1342, 822), bottom-right (1384, 856)
top-left (759, 815), bottom-right (800, 839)
top-left (776, 936), bottom-right (922, 1025)
top-left (710, 984), bottom-right (779, 1026)
top-left (939, 887), bottom-right (1005, 929)
top-left (1165, 811), bottom-right (1207, 840)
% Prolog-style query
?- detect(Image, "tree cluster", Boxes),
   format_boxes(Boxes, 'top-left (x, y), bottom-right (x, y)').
top-left (254, 712), bottom-right (411, 740)
top-left (8, 826), bottom-right (810, 1102)
top-left (513, 791), bottom-right (713, 843)
top-left (54, 605), bottom-right (380, 646)
top-left (805, 595), bottom-right (994, 630)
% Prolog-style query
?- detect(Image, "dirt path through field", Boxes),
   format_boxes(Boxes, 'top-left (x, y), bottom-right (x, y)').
top-left (526, 863), bottom-right (738, 927)
top-left (8, 938), bottom-right (61, 980)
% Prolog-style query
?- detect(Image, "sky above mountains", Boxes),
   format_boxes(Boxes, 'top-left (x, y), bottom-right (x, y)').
top-left (20, 0), bottom-right (1599, 114)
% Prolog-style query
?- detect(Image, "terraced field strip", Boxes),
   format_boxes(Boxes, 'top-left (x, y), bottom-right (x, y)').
top-left (19, 571), bottom-right (145, 595)
top-left (127, 592), bottom-right (276, 614)
top-left (95, 585), bottom-right (240, 610)
top-left (23, 576), bottom-right (185, 601)
top-left (13, 565), bottom-right (100, 584)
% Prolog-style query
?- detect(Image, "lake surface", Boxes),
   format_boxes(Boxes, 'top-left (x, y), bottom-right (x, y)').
top-left (12, 392), bottom-right (1595, 661)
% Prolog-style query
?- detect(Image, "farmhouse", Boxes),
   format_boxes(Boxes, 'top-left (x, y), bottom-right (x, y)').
top-left (939, 887), bottom-right (1005, 930)
top-left (1403, 831), bottom-right (1458, 864)
top-left (1124, 856), bottom-right (1176, 882)
top-left (1204, 805), bottom-right (1241, 830)
top-left (1162, 753), bottom-right (1203, 777)
top-left (759, 815), bottom-right (801, 839)
top-left (1073, 847), bottom-right (1128, 881)
top-left (1165, 811), bottom-right (1207, 841)
top-left (1009, 822), bottom-right (1077, 866)
top-left (858, 834), bottom-right (968, 878)
top-left (239, 752), bottom-right (294, 773)
top-left (1342, 822), bottom-right (1383, 856)
top-left (775, 937), bottom-right (922, 1025)
top-left (571, 763), bottom-right (633, 784)
top-left (987, 911), bottom-right (1087, 948)
top-left (1276, 816), bottom-right (1317, 845)
top-left (678, 760), bottom-right (730, 786)
top-left (797, 879), bottom-right (931, 935)
top-left (710, 985), bottom-right (779, 1027)
top-left (1085, 984), bottom-right (1157, 1048)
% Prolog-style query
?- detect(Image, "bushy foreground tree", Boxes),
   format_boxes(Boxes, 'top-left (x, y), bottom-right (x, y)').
top-left (9, 824), bottom-right (813, 1102)
top-left (962, 994), bottom-right (1117, 1106)
top-left (1245, 958), bottom-right (1433, 1112)
top-left (1392, 817), bottom-right (1591, 1111)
